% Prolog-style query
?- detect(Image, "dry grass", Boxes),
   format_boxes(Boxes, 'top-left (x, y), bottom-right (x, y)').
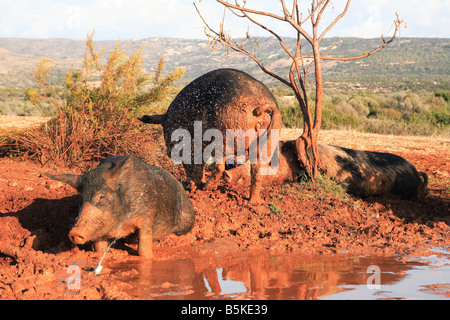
top-left (280, 128), bottom-right (450, 156)
top-left (3, 118), bottom-right (448, 159)
top-left (0, 115), bottom-right (50, 129)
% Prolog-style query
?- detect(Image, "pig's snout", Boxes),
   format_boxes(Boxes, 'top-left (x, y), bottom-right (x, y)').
top-left (69, 230), bottom-right (87, 245)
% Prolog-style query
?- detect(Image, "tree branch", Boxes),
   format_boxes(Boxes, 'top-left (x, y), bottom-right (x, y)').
top-left (319, 0), bottom-right (351, 41)
top-left (281, 2), bottom-right (314, 44)
top-left (307, 13), bottom-right (403, 61)
top-left (194, 2), bottom-right (291, 87)
top-left (215, 0), bottom-right (286, 22)
top-left (237, 7), bottom-right (297, 63)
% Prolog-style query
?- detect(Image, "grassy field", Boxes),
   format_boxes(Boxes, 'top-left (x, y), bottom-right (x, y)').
top-left (1, 88), bottom-right (449, 138)
top-left (276, 87), bottom-right (450, 137)
top-left (1, 37), bottom-right (449, 137)
top-left (2, 115), bottom-right (448, 156)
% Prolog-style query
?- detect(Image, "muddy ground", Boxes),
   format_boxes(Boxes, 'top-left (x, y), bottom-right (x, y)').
top-left (0, 126), bottom-right (449, 299)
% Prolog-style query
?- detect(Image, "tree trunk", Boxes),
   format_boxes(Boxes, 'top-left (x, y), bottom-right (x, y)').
top-left (295, 39), bottom-right (323, 182)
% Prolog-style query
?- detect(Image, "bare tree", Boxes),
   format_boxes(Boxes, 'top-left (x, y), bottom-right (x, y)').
top-left (195, 0), bottom-right (403, 182)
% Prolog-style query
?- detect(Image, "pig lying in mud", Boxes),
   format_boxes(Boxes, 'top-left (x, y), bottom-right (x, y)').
top-left (139, 68), bottom-right (282, 203)
top-left (46, 155), bottom-right (195, 259)
top-left (223, 140), bottom-right (428, 199)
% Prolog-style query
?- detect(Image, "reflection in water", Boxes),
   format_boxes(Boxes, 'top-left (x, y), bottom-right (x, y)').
top-left (105, 251), bottom-right (438, 300)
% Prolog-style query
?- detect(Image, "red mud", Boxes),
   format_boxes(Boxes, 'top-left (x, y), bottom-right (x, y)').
top-left (0, 129), bottom-right (448, 299)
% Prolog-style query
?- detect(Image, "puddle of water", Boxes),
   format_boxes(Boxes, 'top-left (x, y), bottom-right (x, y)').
top-left (105, 247), bottom-right (450, 300)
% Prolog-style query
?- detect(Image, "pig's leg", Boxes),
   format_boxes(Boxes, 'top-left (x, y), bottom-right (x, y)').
top-left (93, 241), bottom-right (108, 253)
top-left (138, 219), bottom-right (154, 259)
top-left (184, 163), bottom-right (206, 190)
top-left (249, 163), bottom-right (261, 204)
top-left (249, 131), bottom-right (262, 204)
top-left (204, 161), bottom-right (225, 190)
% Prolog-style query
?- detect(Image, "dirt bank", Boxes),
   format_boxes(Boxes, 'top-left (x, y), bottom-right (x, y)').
top-left (0, 129), bottom-right (448, 299)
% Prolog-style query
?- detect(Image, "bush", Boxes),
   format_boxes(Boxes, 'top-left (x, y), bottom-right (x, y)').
top-left (347, 96), bottom-right (373, 116)
top-left (433, 108), bottom-right (450, 128)
top-left (12, 32), bottom-right (184, 166)
top-left (276, 89), bottom-right (449, 137)
top-left (399, 93), bottom-right (426, 113)
top-left (321, 97), bottom-right (361, 130)
top-left (435, 90), bottom-right (450, 102)
top-left (280, 104), bottom-right (305, 128)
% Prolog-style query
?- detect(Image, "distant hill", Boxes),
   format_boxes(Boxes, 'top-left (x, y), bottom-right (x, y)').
top-left (0, 37), bottom-right (448, 91)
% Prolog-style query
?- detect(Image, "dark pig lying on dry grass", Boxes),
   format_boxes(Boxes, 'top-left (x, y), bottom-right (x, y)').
top-left (224, 140), bottom-right (428, 199)
top-left (139, 68), bottom-right (282, 203)
top-left (46, 155), bottom-right (195, 259)
top-left (318, 143), bottom-right (428, 199)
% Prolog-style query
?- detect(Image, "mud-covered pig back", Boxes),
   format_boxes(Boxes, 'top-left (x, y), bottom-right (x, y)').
top-left (165, 68), bottom-right (277, 122)
top-left (160, 69), bottom-right (281, 149)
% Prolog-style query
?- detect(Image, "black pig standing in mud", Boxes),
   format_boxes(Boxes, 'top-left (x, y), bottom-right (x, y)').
top-left (46, 155), bottom-right (195, 259)
top-left (223, 140), bottom-right (428, 200)
top-left (139, 68), bottom-right (282, 203)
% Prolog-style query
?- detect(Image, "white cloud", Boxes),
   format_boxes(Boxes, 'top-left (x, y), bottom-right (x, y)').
top-left (399, 0), bottom-right (450, 37)
top-left (0, 0), bottom-right (202, 39)
top-left (320, 0), bottom-right (450, 38)
top-left (0, 0), bottom-right (448, 40)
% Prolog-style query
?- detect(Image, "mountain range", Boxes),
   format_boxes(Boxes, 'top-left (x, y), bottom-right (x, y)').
top-left (0, 37), bottom-right (448, 91)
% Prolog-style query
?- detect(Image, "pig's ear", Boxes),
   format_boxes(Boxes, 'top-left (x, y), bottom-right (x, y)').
top-left (114, 155), bottom-right (135, 178)
top-left (109, 155), bottom-right (135, 175)
top-left (103, 155), bottom-right (135, 189)
top-left (45, 173), bottom-right (81, 188)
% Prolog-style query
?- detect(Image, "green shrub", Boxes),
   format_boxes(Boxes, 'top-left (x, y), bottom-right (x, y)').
top-left (296, 172), bottom-right (349, 202)
top-left (280, 104), bottom-right (305, 128)
top-left (276, 89), bottom-right (449, 137)
top-left (11, 32), bottom-right (184, 166)
top-left (321, 103), bottom-right (361, 130)
top-left (433, 108), bottom-right (450, 128)
top-left (269, 202), bottom-right (284, 215)
top-left (435, 90), bottom-right (450, 102)
top-left (348, 95), bottom-right (374, 116)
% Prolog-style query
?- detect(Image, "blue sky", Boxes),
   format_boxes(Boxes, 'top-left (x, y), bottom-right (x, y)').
top-left (0, 0), bottom-right (448, 40)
